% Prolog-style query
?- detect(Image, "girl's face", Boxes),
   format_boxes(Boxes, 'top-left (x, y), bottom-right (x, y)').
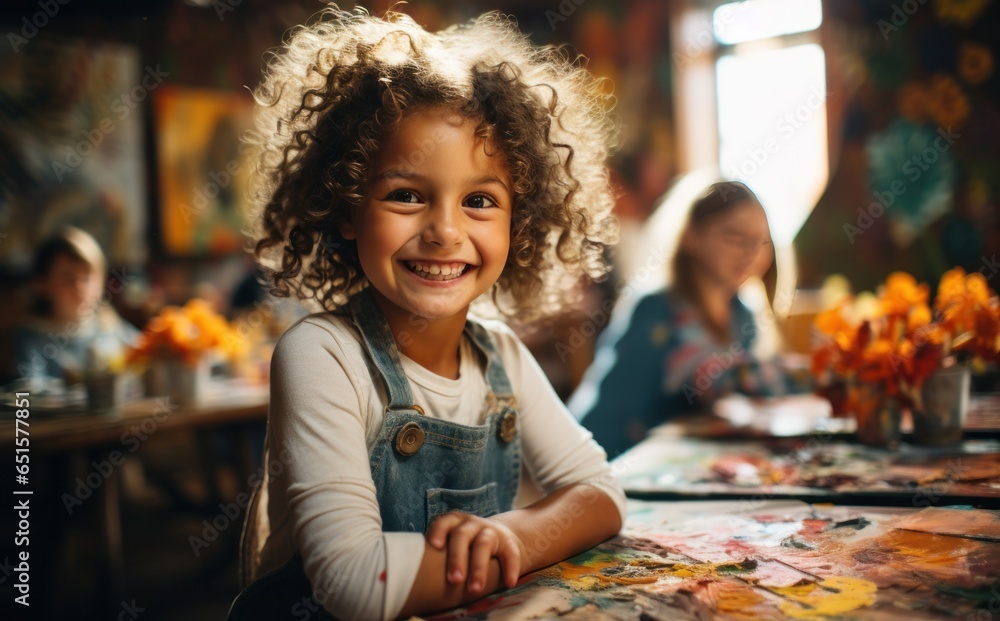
top-left (39, 254), bottom-right (103, 322)
top-left (343, 108), bottom-right (513, 323)
top-left (683, 200), bottom-right (772, 292)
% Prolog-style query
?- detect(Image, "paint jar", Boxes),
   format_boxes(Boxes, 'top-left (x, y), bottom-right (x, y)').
top-left (913, 365), bottom-right (969, 446)
top-left (84, 372), bottom-right (124, 417)
top-left (851, 381), bottom-right (901, 449)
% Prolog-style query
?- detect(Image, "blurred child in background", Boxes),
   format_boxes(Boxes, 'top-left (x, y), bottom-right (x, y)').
top-left (13, 226), bottom-right (138, 385)
top-left (569, 181), bottom-right (810, 457)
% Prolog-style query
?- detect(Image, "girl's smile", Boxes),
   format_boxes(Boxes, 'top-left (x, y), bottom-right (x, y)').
top-left (341, 108), bottom-right (513, 325)
top-left (400, 260), bottom-right (477, 283)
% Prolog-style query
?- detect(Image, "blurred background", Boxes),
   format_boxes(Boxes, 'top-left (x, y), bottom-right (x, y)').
top-left (0, 0), bottom-right (997, 618)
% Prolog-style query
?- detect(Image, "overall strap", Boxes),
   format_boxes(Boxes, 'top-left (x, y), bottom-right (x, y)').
top-left (348, 289), bottom-right (415, 409)
top-left (463, 319), bottom-right (515, 399)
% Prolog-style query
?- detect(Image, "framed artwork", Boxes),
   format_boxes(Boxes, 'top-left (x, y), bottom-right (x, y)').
top-left (153, 85), bottom-right (254, 256)
top-left (0, 39), bottom-right (148, 270)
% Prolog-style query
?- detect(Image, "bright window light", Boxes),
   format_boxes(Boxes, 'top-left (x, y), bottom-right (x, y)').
top-left (714, 0), bottom-right (823, 44)
top-left (716, 43), bottom-right (828, 245)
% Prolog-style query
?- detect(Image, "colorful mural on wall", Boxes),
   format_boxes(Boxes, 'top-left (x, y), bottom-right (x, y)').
top-left (797, 0), bottom-right (1000, 292)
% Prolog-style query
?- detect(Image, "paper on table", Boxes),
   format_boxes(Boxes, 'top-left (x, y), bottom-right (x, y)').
top-left (713, 394), bottom-right (854, 436)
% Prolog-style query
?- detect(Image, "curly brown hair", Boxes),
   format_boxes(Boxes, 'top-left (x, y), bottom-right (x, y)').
top-left (248, 5), bottom-right (619, 322)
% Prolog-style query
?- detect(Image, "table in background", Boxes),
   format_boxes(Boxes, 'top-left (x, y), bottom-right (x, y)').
top-left (0, 380), bottom-right (268, 615)
top-left (427, 500), bottom-right (1000, 620)
top-left (609, 393), bottom-right (1000, 509)
top-left (0, 379), bottom-right (268, 454)
top-left (966, 393), bottom-right (1000, 432)
top-left (615, 435), bottom-right (1000, 508)
top-left (668, 393), bottom-right (1000, 440)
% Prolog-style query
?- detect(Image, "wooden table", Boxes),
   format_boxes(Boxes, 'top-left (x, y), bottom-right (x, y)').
top-left (0, 380), bottom-right (268, 615)
top-left (425, 500), bottom-right (1000, 619)
top-left (0, 379), bottom-right (268, 452)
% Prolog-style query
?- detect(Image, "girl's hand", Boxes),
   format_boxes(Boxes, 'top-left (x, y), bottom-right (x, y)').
top-left (426, 511), bottom-right (527, 595)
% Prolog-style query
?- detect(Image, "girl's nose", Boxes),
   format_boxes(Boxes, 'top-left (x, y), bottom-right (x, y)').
top-left (421, 203), bottom-right (465, 248)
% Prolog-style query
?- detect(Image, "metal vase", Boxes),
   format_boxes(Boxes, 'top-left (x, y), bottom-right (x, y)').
top-left (852, 381), bottom-right (902, 449)
top-left (147, 356), bottom-right (210, 406)
top-left (914, 365), bottom-right (969, 446)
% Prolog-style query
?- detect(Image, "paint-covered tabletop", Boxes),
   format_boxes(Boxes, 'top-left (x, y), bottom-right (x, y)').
top-left (613, 435), bottom-right (1000, 508)
top-left (423, 501), bottom-right (1000, 620)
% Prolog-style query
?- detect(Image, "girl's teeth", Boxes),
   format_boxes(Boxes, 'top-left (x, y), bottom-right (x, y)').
top-left (407, 262), bottom-right (466, 281)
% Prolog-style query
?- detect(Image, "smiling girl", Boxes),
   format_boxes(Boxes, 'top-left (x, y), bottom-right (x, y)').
top-left (230, 7), bottom-right (625, 621)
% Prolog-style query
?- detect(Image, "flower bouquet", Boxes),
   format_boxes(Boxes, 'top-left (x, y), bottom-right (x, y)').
top-left (128, 299), bottom-right (246, 405)
top-left (812, 269), bottom-right (999, 447)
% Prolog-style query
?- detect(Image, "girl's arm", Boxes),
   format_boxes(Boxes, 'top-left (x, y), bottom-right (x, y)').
top-left (664, 297), bottom-right (813, 406)
top-left (490, 482), bottom-right (622, 572)
top-left (268, 320), bottom-right (427, 621)
top-left (397, 483), bottom-right (621, 619)
top-left (665, 331), bottom-right (810, 406)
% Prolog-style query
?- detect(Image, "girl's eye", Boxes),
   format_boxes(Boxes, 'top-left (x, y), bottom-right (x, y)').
top-left (386, 190), bottom-right (421, 204)
top-left (464, 194), bottom-right (497, 210)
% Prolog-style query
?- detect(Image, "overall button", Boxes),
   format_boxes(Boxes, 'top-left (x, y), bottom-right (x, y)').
top-left (498, 410), bottom-right (517, 443)
top-left (395, 422), bottom-right (425, 456)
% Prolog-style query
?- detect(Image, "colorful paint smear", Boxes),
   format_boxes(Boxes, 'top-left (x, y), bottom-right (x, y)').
top-left (617, 436), bottom-right (1000, 503)
top-left (423, 501), bottom-right (999, 620)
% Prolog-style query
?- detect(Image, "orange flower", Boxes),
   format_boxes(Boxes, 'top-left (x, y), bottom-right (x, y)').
top-left (127, 298), bottom-right (245, 367)
top-left (879, 272), bottom-right (929, 317)
top-left (935, 267), bottom-right (967, 311)
top-left (959, 41), bottom-right (994, 85)
top-left (858, 338), bottom-right (898, 386)
top-left (932, 267), bottom-right (1000, 361)
top-left (907, 303), bottom-right (932, 332)
top-left (912, 322), bottom-right (945, 347)
top-left (966, 271), bottom-right (990, 304)
top-left (971, 303), bottom-right (1000, 359)
top-left (937, 268), bottom-right (986, 333)
top-left (811, 268), bottom-right (998, 395)
top-left (927, 74), bottom-right (970, 129)
top-left (815, 302), bottom-right (857, 336)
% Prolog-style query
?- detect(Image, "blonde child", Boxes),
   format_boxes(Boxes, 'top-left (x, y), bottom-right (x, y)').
top-left (231, 7), bottom-right (625, 621)
top-left (13, 226), bottom-right (138, 384)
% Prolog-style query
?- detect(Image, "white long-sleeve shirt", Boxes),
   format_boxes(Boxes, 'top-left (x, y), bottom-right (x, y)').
top-left (254, 312), bottom-right (628, 621)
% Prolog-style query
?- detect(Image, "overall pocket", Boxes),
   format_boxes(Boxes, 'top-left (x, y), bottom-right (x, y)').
top-left (426, 482), bottom-right (500, 525)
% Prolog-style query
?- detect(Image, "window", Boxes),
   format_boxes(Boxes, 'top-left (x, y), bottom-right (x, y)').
top-left (713, 0), bottom-right (828, 247)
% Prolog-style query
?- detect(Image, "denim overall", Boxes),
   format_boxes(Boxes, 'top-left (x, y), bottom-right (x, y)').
top-left (229, 289), bottom-right (521, 621)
